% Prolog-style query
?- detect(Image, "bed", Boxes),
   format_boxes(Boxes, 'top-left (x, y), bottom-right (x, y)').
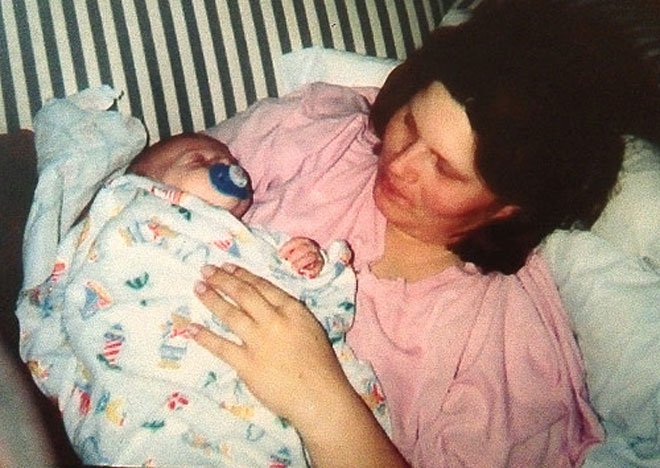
top-left (1, 1), bottom-right (658, 466)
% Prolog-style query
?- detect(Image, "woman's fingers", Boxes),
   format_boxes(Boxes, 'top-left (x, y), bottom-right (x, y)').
top-left (202, 264), bottom-right (294, 313)
top-left (194, 280), bottom-right (255, 337)
top-left (188, 323), bottom-right (247, 368)
top-left (190, 264), bottom-right (358, 427)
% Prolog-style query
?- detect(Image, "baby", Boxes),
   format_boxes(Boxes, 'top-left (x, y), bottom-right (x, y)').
top-left (128, 132), bottom-right (324, 278)
top-left (21, 132), bottom-right (389, 467)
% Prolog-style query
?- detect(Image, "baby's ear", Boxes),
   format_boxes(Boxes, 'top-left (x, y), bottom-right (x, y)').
top-left (126, 150), bottom-right (147, 175)
top-left (127, 146), bottom-right (159, 177)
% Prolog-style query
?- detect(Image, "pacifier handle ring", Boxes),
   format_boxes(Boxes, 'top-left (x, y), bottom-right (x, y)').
top-left (208, 163), bottom-right (250, 200)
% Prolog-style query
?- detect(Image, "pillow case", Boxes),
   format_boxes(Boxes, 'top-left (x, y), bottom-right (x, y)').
top-left (276, 46), bottom-right (400, 95)
top-left (590, 136), bottom-right (660, 269)
top-left (542, 230), bottom-right (659, 467)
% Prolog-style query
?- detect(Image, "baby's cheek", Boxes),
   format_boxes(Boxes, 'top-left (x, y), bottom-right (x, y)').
top-left (205, 191), bottom-right (243, 211)
top-left (174, 170), bottom-right (205, 191)
top-left (229, 198), bottom-right (252, 218)
top-left (179, 174), bottom-right (224, 207)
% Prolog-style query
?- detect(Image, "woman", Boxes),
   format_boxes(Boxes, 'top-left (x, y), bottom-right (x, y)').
top-left (191, 1), bottom-right (659, 466)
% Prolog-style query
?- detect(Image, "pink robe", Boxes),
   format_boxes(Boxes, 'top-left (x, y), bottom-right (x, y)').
top-left (206, 82), bottom-right (603, 467)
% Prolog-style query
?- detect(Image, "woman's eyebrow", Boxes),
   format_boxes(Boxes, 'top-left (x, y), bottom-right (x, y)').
top-left (404, 111), bottom-right (417, 135)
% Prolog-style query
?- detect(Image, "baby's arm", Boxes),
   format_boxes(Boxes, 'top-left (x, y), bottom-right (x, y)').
top-left (278, 237), bottom-right (325, 279)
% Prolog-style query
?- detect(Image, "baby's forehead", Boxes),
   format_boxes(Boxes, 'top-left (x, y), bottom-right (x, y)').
top-left (168, 133), bottom-right (228, 152)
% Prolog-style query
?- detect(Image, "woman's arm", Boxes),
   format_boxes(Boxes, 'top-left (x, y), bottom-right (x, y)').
top-left (190, 264), bottom-right (408, 468)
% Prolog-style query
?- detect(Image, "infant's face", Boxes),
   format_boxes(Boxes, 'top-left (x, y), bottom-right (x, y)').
top-left (149, 134), bottom-right (252, 217)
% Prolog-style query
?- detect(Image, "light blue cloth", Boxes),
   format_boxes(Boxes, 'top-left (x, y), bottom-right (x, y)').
top-left (22, 86), bottom-right (147, 288)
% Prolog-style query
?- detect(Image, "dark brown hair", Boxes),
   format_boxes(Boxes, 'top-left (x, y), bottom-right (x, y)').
top-left (371, 0), bottom-right (660, 274)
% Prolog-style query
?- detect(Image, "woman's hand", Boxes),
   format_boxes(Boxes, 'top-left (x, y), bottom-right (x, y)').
top-left (190, 264), bottom-right (353, 425)
top-left (190, 264), bottom-right (408, 467)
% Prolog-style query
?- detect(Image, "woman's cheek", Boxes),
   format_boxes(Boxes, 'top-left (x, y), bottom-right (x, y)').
top-left (422, 186), bottom-right (473, 217)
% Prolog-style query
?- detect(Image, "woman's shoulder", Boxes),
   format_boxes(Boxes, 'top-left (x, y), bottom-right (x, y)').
top-left (356, 254), bottom-right (575, 377)
top-left (353, 259), bottom-right (551, 342)
top-left (458, 254), bottom-right (570, 335)
top-left (453, 253), bottom-right (563, 304)
top-left (208, 83), bottom-right (378, 139)
top-left (356, 257), bottom-right (539, 308)
top-left (293, 82), bottom-right (378, 118)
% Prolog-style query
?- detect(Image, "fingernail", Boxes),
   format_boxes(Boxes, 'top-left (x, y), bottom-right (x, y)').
top-left (221, 263), bottom-right (236, 273)
top-left (194, 281), bottom-right (207, 294)
top-left (201, 265), bottom-right (215, 278)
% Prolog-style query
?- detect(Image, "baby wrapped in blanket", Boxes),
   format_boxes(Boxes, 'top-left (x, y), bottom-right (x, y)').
top-left (16, 88), bottom-right (389, 466)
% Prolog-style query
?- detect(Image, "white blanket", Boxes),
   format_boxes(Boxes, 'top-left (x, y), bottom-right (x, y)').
top-left (16, 88), bottom-right (389, 466)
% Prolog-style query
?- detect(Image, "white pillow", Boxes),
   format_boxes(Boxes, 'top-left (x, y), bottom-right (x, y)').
top-left (541, 137), bottom-right (660, 467)
top-left (542, 231), bottom-right (660, 467)
top-left (275, 46), bottom-right (399, 95)
top-left (591, 136), bottom-right (660, 269)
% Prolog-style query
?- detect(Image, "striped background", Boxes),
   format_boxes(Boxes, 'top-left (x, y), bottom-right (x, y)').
top-left (0, 0), bottom-right (451, 142)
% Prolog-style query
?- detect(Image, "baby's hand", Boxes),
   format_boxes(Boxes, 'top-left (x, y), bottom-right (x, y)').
top-left (278, 237), bottom-right (324, 279)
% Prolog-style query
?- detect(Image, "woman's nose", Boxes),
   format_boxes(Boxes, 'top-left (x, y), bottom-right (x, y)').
top-left (389, 143), bottom-right (426, 183)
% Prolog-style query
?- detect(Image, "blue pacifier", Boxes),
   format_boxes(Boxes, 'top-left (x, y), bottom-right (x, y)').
top-left (209, 163), bottom-right (250, 200)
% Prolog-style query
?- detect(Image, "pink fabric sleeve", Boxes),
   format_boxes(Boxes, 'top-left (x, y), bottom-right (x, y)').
top-left (351, 256), bottom-right (602, 467)
top-left (410, 256), bottom-right (603, 467)
top-left (205, 83), bottom-right (379, 200)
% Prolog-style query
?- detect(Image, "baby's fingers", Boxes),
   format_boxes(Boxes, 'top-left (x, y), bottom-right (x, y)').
top-left (278, 237), bottom-right (319, 260)
top-left (293, 253), bottom-right (323, 278)
top-left (278, 237), bottom-right (305, 257)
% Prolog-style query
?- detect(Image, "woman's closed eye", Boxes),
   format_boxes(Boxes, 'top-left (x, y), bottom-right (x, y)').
top-left (404, 111), bottom-right (417, 134)
top-left (435, 155), bottom-right (468, 182)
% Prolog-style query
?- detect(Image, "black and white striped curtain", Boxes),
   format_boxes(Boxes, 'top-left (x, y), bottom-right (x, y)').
top-left (1, 0), bottom-right (449, 141)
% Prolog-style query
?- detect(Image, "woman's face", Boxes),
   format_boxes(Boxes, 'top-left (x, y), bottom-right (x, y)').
top-left (373, 81), bottom-right (512, 245)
